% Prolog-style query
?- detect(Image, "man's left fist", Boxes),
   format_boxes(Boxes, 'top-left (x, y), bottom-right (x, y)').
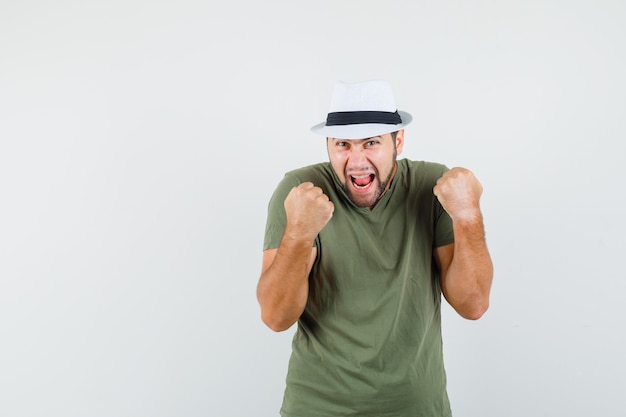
top-left (433, 167), bottom-right (483, 221)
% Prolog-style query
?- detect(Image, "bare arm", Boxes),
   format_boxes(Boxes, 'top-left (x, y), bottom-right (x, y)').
top-left (256, 182), bottom-right (333, 332)
top-left (433, 168), bottom-right (493, 320)
top-left (257, 246), bottom-right (317, 332)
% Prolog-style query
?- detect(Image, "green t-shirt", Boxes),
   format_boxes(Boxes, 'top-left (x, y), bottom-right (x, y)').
top-left (264, 158), bottom-right (455, 417)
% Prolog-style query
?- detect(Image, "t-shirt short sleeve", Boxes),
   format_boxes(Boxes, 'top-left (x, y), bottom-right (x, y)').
top-left (263, 174), bottom-right (300, 250)
top-left (433, 203), bottom-right (454, 248)
top-left (431, 164), bottom-right (455, 248)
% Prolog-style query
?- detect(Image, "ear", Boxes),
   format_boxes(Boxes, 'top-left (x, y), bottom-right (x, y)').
top-left (395, 129), bottom-right (405, 155)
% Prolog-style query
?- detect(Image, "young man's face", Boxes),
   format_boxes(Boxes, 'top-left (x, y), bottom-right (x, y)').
top-left (326, 130), bottom-right (404, 208)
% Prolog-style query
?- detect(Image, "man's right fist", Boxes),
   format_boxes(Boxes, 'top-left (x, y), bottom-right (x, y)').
top-left (284, 182), bottom-right (334, 242)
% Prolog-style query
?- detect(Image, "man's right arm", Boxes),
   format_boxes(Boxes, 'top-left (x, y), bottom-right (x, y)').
top-left (256, 182), bottom-right (334, 332)
top-left (257, 245), bottom-right (317, 332)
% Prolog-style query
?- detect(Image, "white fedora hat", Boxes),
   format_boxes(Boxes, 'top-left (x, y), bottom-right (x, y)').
top-left (311, 80), bottom-right (412, 139)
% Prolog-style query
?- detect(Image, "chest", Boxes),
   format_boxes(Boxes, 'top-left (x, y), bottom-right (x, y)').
top-left (316, 203), bottom-right (435, 294)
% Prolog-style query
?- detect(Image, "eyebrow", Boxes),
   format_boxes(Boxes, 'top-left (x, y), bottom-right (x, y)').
top-left (330, 136), bottom-right (382, 143)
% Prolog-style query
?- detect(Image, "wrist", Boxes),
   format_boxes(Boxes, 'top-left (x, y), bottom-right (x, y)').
top-left (451, 211), bottom-right (486, 241)
top-left (283, 224), bottom-right (317, 247)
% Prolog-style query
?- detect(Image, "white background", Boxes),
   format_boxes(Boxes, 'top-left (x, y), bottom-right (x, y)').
top-left (1, 1), bottom-right (625, 416)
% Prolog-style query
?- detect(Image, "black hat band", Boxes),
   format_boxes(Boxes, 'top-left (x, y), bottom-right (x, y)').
top-left (325, 110), bottom-right (402, 126)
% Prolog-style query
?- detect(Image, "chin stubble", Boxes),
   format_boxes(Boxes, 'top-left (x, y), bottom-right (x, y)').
top-left (344, 159), bottom-right (397, 208)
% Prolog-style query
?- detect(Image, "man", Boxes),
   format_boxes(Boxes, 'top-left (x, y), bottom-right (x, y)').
top-left (257, 80), bottom-right (493, 417)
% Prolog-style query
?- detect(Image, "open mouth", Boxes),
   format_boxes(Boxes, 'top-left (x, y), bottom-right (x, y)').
top-left (350, 174), bottom-right (375, 190)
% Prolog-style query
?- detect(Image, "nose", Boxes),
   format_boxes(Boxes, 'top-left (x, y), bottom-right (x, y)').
top-left (346, 148), bottom-right (369, 171)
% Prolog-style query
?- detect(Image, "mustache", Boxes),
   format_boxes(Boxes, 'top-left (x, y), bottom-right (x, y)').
top-left (345, 166), bottom-right (378, 176)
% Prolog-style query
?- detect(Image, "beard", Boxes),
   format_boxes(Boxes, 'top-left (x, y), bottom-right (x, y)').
top-left (343, 151), bottom-right (397, 208)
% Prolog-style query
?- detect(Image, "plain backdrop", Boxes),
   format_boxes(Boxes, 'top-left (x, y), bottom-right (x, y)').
top-left (1, 1), bottom-right (625, 416)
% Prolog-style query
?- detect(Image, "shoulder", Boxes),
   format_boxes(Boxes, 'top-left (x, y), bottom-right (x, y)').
top-left (399, 159), bottom-right (449, 174)
top-left (269, 162), bottom-right (335, 202)
top-left (397, 159), bottom-right (449, 186)
top-left (277, 163), bottom-right (337, 195)
top-left (284, 162), bottom-right (334, 184)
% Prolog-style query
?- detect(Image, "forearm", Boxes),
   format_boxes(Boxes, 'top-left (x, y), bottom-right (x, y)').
top-left (442, 213), bottom-right (493, 320)
top-left (257, 233), bottom-right (314, 332)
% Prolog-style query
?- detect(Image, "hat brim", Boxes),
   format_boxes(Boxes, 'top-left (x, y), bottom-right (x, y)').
top-left (310, 110), bottom-right (412, 139)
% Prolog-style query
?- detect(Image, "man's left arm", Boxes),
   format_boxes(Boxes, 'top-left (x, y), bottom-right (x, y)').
top-left (433, 167), bottom-right (494, 320)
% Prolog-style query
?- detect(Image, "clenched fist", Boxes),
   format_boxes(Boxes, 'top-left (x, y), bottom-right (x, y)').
top-left (433, 167), bottom-right (483, 221)
top-left (284, 182), bottom-right (334, 242)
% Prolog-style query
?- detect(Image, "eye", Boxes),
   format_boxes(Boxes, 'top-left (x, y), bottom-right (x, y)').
top-left (365, 140), bottom-right (379, 147)
top-left (336, 141), bottom-right (348, 147)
